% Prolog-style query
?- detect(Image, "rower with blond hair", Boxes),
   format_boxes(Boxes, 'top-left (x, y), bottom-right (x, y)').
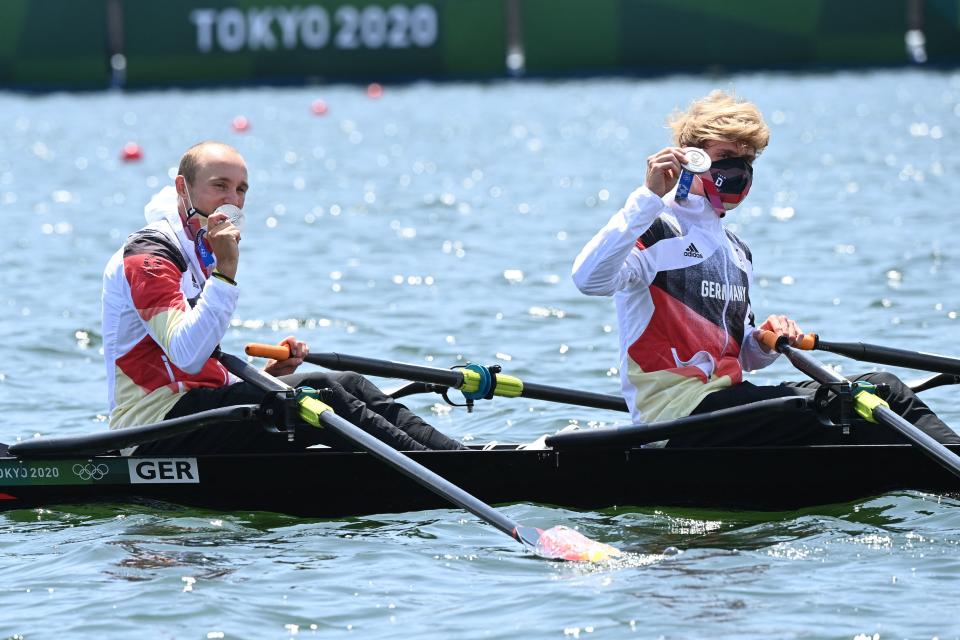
top-left (572, 91), bottom-right (959, 446)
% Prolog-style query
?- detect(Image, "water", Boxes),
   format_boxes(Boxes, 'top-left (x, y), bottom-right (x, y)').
top-left (2, 68), bottom-right (960, 638)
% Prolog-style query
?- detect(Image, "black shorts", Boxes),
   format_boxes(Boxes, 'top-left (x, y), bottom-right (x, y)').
top-left (135, 370), bottom-right (466, 454)
top-left (666, 372), bottom-right (960, 447)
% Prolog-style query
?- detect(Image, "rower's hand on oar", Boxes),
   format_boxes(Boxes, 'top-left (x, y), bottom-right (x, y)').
top-left (756, 314), bottom-right (807, 352)
top-left (263, 336), bottom-right (307, 376)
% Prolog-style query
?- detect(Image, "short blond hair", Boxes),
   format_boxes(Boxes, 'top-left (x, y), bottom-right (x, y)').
top-left (668, 91), bottom-right (770, 155)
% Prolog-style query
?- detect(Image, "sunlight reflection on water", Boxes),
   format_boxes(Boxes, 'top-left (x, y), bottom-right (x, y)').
top-left (1, 69), bottom-right (960, 638)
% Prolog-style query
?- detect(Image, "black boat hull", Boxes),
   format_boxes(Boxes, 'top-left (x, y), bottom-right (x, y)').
top-left (2, 444), bottom-right (959, 516)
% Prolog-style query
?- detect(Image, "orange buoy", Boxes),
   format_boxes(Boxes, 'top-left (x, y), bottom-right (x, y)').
top-left (366, 83), bottom-right (383, 99)
top-left (311, 99), bottom-right (328, 115)
top-left (121, 142), bottom-right (143, 162)
top-left (231, 115), bottom-right (250, 132)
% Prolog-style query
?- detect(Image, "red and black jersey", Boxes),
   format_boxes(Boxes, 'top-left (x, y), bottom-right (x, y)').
top-left (572, 186), bottom-right (777, 424)
top-left (102, 216), bottom-right (238, 429)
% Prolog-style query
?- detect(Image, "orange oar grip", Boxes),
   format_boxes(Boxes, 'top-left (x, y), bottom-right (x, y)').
top-left (245, 343), bottom-right (292, 360)
top-left (758, 330), bottom-right (780, 351)
top-left (758, 331), bottom-right (818, 351)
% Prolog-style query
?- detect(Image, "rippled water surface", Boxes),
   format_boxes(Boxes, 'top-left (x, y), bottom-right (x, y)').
top-left (2, 69), bottom-right (960, 638)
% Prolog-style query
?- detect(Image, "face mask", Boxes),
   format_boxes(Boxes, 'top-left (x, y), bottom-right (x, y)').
top-left (178, 186), bottom-right (219, 273)
top-left (700, 157), bottom-right (753, 217)
top-left (179, 185), bottom-right (208, 236)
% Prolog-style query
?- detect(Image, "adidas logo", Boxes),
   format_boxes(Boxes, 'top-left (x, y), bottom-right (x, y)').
top-left (683, 243), bottom-right (704, 259)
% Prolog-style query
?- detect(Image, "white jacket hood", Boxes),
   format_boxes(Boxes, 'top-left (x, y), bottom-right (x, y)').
top-left (144, 185), bottom-right (181, 225)
top-left (142, 186), bottom-right (209, 280)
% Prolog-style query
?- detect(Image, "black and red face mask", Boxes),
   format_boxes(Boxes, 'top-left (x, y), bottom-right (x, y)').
top-left (701, 157), bottom-right (753, 217)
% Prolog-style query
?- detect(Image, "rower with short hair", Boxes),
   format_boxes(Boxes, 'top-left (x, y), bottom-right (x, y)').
top-left (101, 140), bottom-right (466, 453)
top-left (572, 91), bottom-right (959, 446)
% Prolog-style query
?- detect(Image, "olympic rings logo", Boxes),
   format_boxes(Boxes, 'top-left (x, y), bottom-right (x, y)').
top-left (72, 463), bottom-right (109, 481)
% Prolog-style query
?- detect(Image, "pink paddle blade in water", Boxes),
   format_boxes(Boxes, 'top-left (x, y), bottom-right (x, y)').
top-left (515, 525), bottom-right (620, 562)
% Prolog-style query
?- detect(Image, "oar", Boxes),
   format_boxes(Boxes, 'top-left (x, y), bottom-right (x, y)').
top-left (759, 331), bottom-right (960, 479)
top-left (546, 396), bottom-right (810, 449)
top-left (9, 405), bottom-right (258, 458)
top-left (794, 334), bottom-right (960, 376)
top-left (906, 372), bottom-right (960, 394)
top-left (244, 343), bottom-right (629, 413)
top-left (223, 350), bottom-right (619, 562)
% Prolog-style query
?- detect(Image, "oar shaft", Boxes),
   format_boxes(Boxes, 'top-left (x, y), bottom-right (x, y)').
top-left (237, 348), bottom-right (619, 560)
top-left (218, 352), bottom-right (521, 540)
top-left (317, 409), bottom-right (518, 537)
top-left (815, 340), bottom-right (960, 376)
top-left (308, 352), bottom-right (628, 412)
top-left (781, 346), bottom-right (847, 386)
top-left (308, 352), bottom-right (467, 388)
top-left (546, 396), bottom-right (809, 448)
top-left (873, 405), bottom-right (960, 476)
top-left (517, 381), bottom-right (628, 412)
top-left (907, 372), bottom-right (960, 394)
top-left (9, 405), bottom-right (257, 458)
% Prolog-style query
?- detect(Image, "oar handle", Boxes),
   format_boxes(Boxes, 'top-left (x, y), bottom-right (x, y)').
top-left (758, 330), bottom-right (786, 352)
top-left (246, 342), bottom-right (293, 360)
top-left (757, 330), bottom-right (817, 352)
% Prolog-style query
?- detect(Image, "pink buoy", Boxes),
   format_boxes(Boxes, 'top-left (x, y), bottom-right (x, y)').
top-left (311, 99), bottom-right (328, 115)
top-left (366, 83), bottom-right (383, 99)
top-left (232, 115), bottom-right (250, 132)
top-left (121, 142), bottom-right (143, 162)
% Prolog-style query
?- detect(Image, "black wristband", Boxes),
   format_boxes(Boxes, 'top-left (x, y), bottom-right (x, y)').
top-left (211, 270), bottom-right (237, 286)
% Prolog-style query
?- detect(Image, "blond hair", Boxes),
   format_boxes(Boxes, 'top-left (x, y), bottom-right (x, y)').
top-left (668, 91), bottom-right (770, 155)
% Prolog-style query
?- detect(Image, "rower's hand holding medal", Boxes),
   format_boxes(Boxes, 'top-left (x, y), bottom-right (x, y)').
top-left (645, 146), bottom-right (711, 198)
top-left (644, 146), bottom-right (688, 197)
top-left (205, 204), bottom-right (243, 280)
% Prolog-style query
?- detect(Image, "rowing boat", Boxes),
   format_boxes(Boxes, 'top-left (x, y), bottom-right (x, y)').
top-left (3, 440), bottom-right (958, 516)
top-left (5, 342), bottom-right (960, 520)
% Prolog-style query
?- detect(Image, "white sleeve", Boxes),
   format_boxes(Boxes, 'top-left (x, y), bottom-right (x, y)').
top-left (571, 186), bottom-right (666, 296)
top-left (134, 270), bottom-right (239, 375)
top-left (163, 277), bottom-right (239, 373)
top-left (739, 329), bottom-right (779, 371)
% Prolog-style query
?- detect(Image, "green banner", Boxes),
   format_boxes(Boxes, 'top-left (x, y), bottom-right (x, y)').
top-left (521, 0), bottom-right (960, 74)
top-left (0, 0), bottom-right (109, 89)
top-left (122, 0), bottom-right (504, 87)
top-left (619, 0), bottom-right (904, 68)
top-left (924, 0), bottom-right (960, 60)
top-left (2, 0), bottom-right (959, 90)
